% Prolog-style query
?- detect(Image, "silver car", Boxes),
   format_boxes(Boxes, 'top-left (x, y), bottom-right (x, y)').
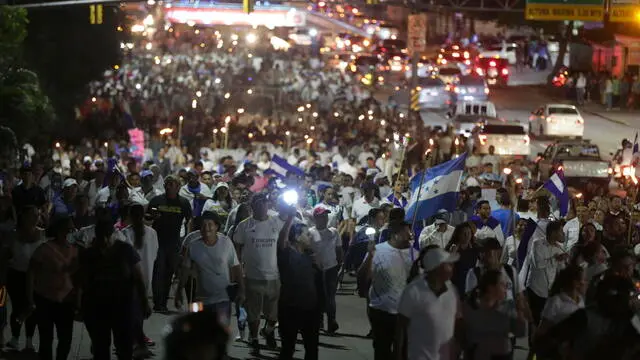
top-left (453, 75), bottom-right (489, 103)
top-left (417, 77), bottom-right (452, 111)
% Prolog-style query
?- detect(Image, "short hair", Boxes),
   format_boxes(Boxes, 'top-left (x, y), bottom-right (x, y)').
top-left (475, 200), bottom-right (490, 210)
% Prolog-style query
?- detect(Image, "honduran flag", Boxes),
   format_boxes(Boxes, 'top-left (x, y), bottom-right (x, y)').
top-left (264, 155), bottom-right (304, 179)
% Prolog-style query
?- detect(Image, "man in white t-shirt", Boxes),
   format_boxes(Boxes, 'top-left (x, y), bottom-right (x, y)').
top-left (175, 211), bottom-right (243, 327)
top-left (351, 183), bottom-right (380, 232)
top-left (232, 194), bottom-right (283, 355)
top-left (359, 222), bottom-right (417, 360)
top-left (309, 207), bottom-right (343, 334)
top-left (397, 247), bottom-right (460, 360)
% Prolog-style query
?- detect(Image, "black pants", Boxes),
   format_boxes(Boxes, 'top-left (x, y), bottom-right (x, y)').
top-left (83, 300), bottom-right (133, 360)
top-left (35, 294), bottom-right (74, 360)
top-left (7, 269), bottom-right (37, 339)
top-left (369, 307), bottom-right (398, 360)
top-left (278, 305), bottom-right (320, 360)
top-left (526, 288), bottom-right (547, 348)
top-left (152, 247), bottom-right (179, 309)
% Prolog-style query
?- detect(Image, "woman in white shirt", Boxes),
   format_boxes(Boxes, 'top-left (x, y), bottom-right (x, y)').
top-left (121, 204), bottom-right (159, 354)
top-left (535, 265), bottom-right (586, 358)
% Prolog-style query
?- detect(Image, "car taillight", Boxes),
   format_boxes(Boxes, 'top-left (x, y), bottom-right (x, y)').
top-left (489, 61), bottom-right (496, 67)
top-left (523, 135), bottom-right (530, 144)
top-left (557, 165), bottom-right (564, 172)
top-left (608, 167), bottom-right (614, 175)
top-left (576, 117), bottom-right (584, 124)
top-left (464, 51), bottom-right (469, 59)
top-left (484, 87), bottom-right (489, 94)
top-left (452, 52), bottom-right (460, 57)
top-left (546, 116), bottom-right (555, 123)
top-left (501, 68), bottom-right (509, 75)
top-left (476, 68), bottom-right (484, 76)
top-left (479, 134), bottom-right (487, 145)
top-left (453, 87), bottom-right (460, 93)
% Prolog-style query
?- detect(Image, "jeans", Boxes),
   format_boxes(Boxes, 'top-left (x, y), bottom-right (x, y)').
top-left (321, 266), bottom-right (339, 325)
top-left (278, 305), bottom-right (320, 360)
top-left (606, 93), bottom-right (613, 109)
top-left (83, 299), bottom-right (133, 360)
top-left (152, 247), bottom-right (179, 309)
top-left (368, 307), bottom-right (398, 360)
top-left (35, 294), bottom-right (74, 360)
top-left (576, 87), bottom-right (585, 105)
top-left (7, 269), bottom-right (36, 339)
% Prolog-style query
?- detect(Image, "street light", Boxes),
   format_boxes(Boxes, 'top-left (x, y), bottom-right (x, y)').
top-left (191, 99), bottom-right (197, 109)
top-left (224, 92), bottom-right (230, 99)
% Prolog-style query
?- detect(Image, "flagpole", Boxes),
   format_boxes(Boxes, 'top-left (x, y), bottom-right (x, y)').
top-left (410, 153), bottom-right (432, 258)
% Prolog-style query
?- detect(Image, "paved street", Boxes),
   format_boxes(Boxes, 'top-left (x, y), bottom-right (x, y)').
top-left (0, 279), bottom-right (530, 360)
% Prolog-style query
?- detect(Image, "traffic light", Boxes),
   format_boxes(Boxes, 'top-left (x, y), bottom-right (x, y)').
top-left (89, 4), bottom-right (103, 24)
top-left (243, 0), bottom-right (253, 14)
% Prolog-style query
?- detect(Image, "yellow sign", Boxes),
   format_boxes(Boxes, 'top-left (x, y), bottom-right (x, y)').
top-left (610, 4), bottom-right (640, 22)
top-left (525, 4), bottom-right (604, 21)
top-left (89, 4), bottom-right (95, 24)
top-left (96, 4), bottom-right (103, 24)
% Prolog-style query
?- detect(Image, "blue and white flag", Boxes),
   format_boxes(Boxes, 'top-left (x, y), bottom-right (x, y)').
top-left (543, 171), bottom-right (569, 217)
top-left (405, 153), bottom-right (467, 223)
top-left (264, 155), bottom-right (304, 179)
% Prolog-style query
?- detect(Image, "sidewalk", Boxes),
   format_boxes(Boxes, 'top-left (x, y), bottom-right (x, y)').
top-left (579, 104), bottom-right (639, 126)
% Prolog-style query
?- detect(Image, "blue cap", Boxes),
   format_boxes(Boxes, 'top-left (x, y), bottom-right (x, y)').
top-left (140, 170), bottom-right (153, 178)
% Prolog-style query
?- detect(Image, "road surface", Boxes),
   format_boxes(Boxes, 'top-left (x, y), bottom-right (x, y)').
top-left (1, 279), bottom-right (530, 360)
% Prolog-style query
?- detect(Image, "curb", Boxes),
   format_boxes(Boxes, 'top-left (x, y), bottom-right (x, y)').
top-left (580, 109), bottom-right (630, 126)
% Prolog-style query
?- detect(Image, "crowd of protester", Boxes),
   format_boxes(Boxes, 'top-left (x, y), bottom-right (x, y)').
top-left (3, 11), bottom-right (640, 360)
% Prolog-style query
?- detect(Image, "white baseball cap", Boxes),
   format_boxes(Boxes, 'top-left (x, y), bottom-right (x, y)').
top-left (421, 248), bottom-right (459, 272)
top-left (63, 178), bottom-right (78, 189)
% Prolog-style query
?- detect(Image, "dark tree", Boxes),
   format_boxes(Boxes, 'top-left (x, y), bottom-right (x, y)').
top-left (23, 4), bottom-right (126, 139)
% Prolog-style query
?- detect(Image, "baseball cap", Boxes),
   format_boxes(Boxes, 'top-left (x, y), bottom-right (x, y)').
top-left (313, 207), bottom-right (331, 216)
top-left (63, 178), bottom-right (78, 188)
top-left (140, 170), bottom-right (153, 178)
top-left (421, 248), bottom-right (460, 272)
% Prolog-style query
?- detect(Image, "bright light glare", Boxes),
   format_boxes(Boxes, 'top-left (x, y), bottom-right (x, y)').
top-left (143, 15), bottom-right (154, 26)
top-left (192, 99), bottom-right (197, 109)
top-left (283, 190), bottom-right (299, 206)
top-left (246, 33), bottom-right (258, 44)
top-left (135, 83), bottom-right (141, 90)
top-left (231, 34), bottom-right (239, 41)
top-left (237, 108), bottom-right (245, 114)
top-left (309, 28), bottom-right (318, 36)
top-left (196, 91), bottom-right (202, 97)
top-left (214, 78), bottom-right (221, 84)
top-left (224, 92), bottom-right (230, 99)
top-left (365, 227), bottom-right (376, 236)
top-left (145, 43), bottom-right (153, 50)
top-left (131, 24), bottom-right (145, 33)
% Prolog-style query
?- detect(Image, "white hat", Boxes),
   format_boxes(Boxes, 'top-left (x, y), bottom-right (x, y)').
top-left (421, 248), bottom-right (459, 272)
top-left (63, 178), bottom-right (78, 189)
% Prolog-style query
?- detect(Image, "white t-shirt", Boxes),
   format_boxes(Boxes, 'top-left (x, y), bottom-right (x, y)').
top-left (233, 216), bottom-right (283, 280)
top-left (398, 278), bottom-right (458, 360)
top-left (186, 233), bottom-right (239, 304)
top-left (309, 227), bottom-right (340, 271)
top-left (368, 242), bottom-right (417, 314)
top-left (121, 225), bottom-right (159, 295)
top-left (351, 197), bottom-right (379, 229)
top-left (541, 293), bottom-right (584, 325)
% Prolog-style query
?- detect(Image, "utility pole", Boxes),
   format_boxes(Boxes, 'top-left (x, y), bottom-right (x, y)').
top-left (407, 8), bottom-right (427, 120)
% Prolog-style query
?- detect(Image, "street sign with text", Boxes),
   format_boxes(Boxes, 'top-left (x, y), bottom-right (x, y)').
top-left (525, 0), bottom-right (604, 21)
top-left (407, 14), bottom-right (427, 55)
top-left (610, 0), bottom-right (640, 22)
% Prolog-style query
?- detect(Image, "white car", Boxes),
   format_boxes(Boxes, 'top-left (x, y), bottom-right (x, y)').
top-left (288, 29), bottom-right (313, 46)
top-left (473, 119), bottom-right (530, 156)
top-left (479, 42), bottom-right (518, 65)
top-left (529, 104), bottom-right (584, 138)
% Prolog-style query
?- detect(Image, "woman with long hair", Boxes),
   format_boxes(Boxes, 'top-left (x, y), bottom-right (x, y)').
top-left (26, 215), bottom-right (78, 360)
top-left (534, 265), bottom-right (586, 360)
top-left (79, 215), bottom-right (150, 360)
top-left (6, 206), bottom-right (44, 351)
top-left (121, 204), bottom-right (159, 355)
top-left (446, 222), bottom-right (478, 296)
top-left (461, 269), bottom-right (527, 360)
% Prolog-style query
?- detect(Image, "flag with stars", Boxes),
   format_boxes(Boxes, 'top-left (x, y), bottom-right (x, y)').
top-left (405, 153), bottom-right (467, 223)
top-left (543, 170), bottom-right (569, 217)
